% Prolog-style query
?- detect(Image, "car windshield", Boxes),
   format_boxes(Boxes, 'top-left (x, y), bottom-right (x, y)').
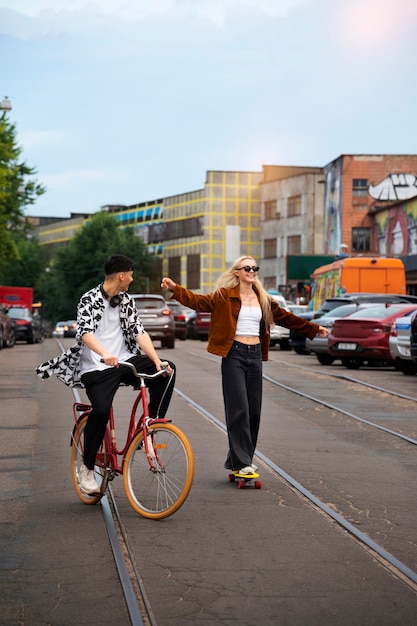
top-left (135, 298), bottom-right (164, 309)
top-left (321, 304), bottom-right (357, 318)
top-left (8, 308), bottom-right (31, 319)
top-left (346, 305), bottom-right (414, 320)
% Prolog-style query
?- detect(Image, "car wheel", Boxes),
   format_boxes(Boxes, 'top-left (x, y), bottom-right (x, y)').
top-left (317, 354), bottom-right (335, 365)
top-left (279, 340), bottom-right (291, 351)
top-left (341, 357), bottom-right (362, 369)
top-left (163, 336), bottom-right (175, 349)
top-left (293, 345), bottom-right (309, 355)
top-left (5, 329), bottom-right (16, 348)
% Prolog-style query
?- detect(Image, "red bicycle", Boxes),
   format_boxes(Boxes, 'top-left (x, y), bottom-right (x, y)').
top-left (70, 361), bottom-right (194, 519)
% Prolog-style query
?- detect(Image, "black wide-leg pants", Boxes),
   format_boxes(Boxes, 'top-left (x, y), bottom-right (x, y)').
top-left (81, 355), bottom-right (175, 469)
top-left (221, 341), bottom-right (262, 471)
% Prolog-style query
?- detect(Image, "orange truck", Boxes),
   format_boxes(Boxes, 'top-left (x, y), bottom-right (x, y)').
top-left (310, 257), bottom-right (406, 311)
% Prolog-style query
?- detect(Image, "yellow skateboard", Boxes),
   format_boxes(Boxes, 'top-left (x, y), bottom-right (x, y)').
top-left (228, 470), bottom-right (262, 489)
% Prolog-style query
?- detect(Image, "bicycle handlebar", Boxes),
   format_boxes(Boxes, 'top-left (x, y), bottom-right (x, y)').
top-left (117, 360), bottom-right (170, 380)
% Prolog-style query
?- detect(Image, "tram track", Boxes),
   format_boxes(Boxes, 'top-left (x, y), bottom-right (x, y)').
top-left (69, 342), bottom-right (417, 622)
top-left (172, 346), bottom-right (417, 589)
top-left (174, 382), bottom-right (417, 592)
top-left (184, 347), bottom-right (417, 445)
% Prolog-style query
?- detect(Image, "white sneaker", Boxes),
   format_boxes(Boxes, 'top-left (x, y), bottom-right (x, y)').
top-left (251, 464), bottom-right (258, 472)
top-left (239, 466), bottom-right (255, 475)
top-left (79, 464), bottom-right (100, 494)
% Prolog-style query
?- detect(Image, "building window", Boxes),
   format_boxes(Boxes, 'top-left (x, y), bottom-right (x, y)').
top-left (352, 179), bottom-right (368, 197)
top-left (287, 235), bottom-right (301, 254)
top-left (168, 256), bottom-right (181, 284)
top-left (187, 254), bottom-right (200, 289)
top-left (264, 238), bottom-right (277, 258)
top-left (287, 195), bottom-right (301, 217)
top-left (352, 227), bottom-right (371, 252)
top-left (264, 200), bottom-right (277, 220)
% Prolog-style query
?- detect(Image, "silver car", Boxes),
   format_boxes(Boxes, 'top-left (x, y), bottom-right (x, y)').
top-left (389, 312), bottom-right (417, 375)
top-left (131, 294), bottom-right (175, 349)
top-left (306, 303), bottom-right (377, 365)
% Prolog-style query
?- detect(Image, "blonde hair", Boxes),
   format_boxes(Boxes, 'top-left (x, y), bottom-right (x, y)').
top-left (215, 256), bottom-right (274, 327)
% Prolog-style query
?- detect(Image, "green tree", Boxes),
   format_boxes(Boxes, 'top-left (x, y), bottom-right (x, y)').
top-left (0, 112), bottom-right (45, 266)
top-left (38, 211), bottom-right (161, 322)
top-left (0, 231), bottom-right (49, 292)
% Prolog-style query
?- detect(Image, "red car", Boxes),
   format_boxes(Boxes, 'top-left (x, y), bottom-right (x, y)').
top-left (328, 303), bottom-right (417, 369)
top-left (194, 311), bottom-right (211, 341)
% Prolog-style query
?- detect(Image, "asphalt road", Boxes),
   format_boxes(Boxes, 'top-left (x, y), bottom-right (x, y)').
top-left (1, 337), bottom-right (417, 625)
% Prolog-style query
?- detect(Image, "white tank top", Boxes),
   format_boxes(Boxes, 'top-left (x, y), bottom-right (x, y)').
top-left (235, 305), bottom-right (262, 336)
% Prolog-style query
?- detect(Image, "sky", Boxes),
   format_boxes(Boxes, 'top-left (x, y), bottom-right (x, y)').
top-left (1, 0), bottom-right (417, 218)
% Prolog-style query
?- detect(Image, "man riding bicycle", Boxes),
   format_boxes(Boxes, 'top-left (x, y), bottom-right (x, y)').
top-left (36, 254), bottom-right (175, 495)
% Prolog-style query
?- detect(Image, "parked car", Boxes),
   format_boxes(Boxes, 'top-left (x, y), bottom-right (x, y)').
top-left (7, 307), bottom-right (44, 344)
top-left (63, 320), bottom-right (77, 338)
top-left (312, 293), bottom-right (417, 319)
top-left (328, 303), bottom-right (417, 369)
top-left (166, 300), bottom-right (196, 340)
top-left (410, 312), bottom-right (417, 366)
top-left (389, 312), bottom-right (417, 375)
top-left (291, 293), bottom-right (417, 355)
top-left (286, 303), bottom-right (308, 315)
top-left (289, 312), bottom-right (315, 354)
top-left (53, 321), bottom-right (67, 337)
top-left (0, 309), bottom-right (16, 349)
top-left (269, 294), bottom-right (290, 349)
top-left (194, 311), bottom-right (211, 340)
top-left (305, 303), bottom-right (379, 365)
top-left (131, 294), bottom-right (175, 349)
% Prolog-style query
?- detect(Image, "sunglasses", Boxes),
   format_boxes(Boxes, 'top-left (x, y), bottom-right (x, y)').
top-left (236, 265), bottom-right (259, 273)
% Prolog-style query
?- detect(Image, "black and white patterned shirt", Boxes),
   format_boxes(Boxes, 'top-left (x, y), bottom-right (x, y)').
top-left (36, 284), bottom-right (145, 387)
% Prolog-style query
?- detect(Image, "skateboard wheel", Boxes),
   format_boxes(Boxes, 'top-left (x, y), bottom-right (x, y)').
top-left (254, 480), bottom-right (262, 489)
top-left (228, 473), bottom-right (235, 482)
top-left (238, 480), bottom-right (246, 489)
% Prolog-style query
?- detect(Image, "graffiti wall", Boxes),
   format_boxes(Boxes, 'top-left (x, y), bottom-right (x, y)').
top-left (373, 197), bottom-right (417, 256)
top-left (323, 158), bottom-right (342, 254)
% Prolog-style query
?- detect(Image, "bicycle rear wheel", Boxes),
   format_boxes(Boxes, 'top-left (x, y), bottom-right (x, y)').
top-left (70, 414), bottom-right (108, 504)
top-left (123, 422), bottom-right (194, 519)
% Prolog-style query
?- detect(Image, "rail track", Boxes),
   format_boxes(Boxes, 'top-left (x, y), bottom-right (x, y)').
top-left (71, 342), bottom-right (417, 622)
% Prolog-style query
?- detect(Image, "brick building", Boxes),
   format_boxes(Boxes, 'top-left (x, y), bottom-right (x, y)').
top-left (323, 154), bottom-right (417, 255)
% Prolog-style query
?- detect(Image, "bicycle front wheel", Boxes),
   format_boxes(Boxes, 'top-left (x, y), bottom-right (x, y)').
top-left (123, 422), bottom-right (194, 519)
top-left (71, 414), bottom-right (108, 505)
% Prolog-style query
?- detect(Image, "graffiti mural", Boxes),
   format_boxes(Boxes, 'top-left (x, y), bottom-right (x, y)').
top-left (373, 198), bottom-right (417, 256)
top-left (323, 159), bottom-right (342, 254)
top-left (369, 174), bottom-right (417, 201)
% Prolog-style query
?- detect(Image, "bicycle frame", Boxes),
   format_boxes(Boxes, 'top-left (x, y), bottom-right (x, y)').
top-left (72, 370), bottom-right (171, 476)
top-left (70, 361), bottom-right (194, 519)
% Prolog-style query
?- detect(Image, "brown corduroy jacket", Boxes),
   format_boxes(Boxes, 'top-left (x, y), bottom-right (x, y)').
top-left (171, 284), bottom-right (320, 362)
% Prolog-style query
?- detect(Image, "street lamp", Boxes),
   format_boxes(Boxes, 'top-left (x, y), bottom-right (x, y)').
top-left (0, 97), bottom-right (12, 111)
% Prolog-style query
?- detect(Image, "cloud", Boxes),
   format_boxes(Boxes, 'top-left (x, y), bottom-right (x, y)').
top-left (2, 0), bottom-right (311, 36)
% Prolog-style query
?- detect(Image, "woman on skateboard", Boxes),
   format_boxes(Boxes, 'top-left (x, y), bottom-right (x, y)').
top-left (161, 257), bottom-right (328, 475)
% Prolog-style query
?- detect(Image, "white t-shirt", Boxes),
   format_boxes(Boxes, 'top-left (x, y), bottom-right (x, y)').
top-left (79, 299), bottom-right (135, 375)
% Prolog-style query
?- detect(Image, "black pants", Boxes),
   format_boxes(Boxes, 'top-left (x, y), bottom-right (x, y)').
top-left (81, 355), bottom-right (175, 469)
top-left (221, 341), bottom-right (262, 471)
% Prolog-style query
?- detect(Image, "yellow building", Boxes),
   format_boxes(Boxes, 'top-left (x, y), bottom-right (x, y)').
top-left (34, 170), bottom-right (263, 293)
top-left (162, 170), bottom-right (263, 292)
